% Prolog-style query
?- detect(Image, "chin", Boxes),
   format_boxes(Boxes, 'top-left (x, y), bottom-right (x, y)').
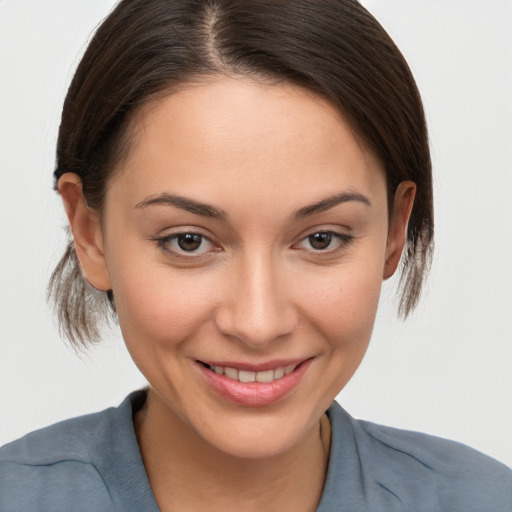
top-left (200, 417), bottom-right (313, 460)
top-left (186, 395), bottom-right (329, 461)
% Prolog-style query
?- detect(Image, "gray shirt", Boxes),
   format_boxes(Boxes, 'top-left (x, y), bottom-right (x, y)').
top-left (1, 390), bottom-right (511, 511)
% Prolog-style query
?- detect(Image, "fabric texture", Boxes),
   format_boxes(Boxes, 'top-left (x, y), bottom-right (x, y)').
top-left (1, 390), bottom-right (511, 511)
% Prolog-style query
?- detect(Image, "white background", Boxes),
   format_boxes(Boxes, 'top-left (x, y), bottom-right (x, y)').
top-left (1, 1), bottom-right (511, 465)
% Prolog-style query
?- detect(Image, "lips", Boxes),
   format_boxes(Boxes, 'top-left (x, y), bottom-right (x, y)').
top-left (197, 358), bottom-right (312, 407)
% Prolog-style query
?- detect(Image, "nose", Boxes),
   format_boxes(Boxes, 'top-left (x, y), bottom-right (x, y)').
top-left (214, 251), bottom-right (298, 348)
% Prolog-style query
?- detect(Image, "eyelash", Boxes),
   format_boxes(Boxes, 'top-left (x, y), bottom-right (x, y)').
top-left (153, 232), bottom-right (217, 259)
top-left (153, 229), bottom-right (354, 259)
top-left (293, 231), bottom-right (355, 254)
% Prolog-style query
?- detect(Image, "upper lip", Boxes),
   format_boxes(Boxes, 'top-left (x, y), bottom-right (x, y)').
top-left (198, 357), bottom-right (311, 372)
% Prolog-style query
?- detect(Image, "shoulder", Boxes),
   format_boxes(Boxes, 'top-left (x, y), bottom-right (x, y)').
top-left (358, 415), bottom-right (510, 475)
top-left (0, 404), bottom-right (116, 465)
top-left (0, 390), bottom-right (150, 512)
top-left (326, 402), bottom-right (512, 512)
top-left (0, 406), bottom-right (116, 511)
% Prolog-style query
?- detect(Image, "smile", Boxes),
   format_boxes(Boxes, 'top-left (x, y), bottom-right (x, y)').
top-left (206, 364), bottom-right (298, 383)
top-left (198, 358), bottom-right (313, 407)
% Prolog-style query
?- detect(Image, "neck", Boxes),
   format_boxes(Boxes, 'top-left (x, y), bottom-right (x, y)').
top-left (135, 388), bottom-right (331, 512)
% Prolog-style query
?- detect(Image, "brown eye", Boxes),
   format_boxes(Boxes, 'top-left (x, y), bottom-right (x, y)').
top-left (177, 233), bottom-right (203, 251)
top-left (294, 230), bottom-right (354, 254)
top-left (154, 231), bottom-right (216, 258)
top-left (308, 232), bottom-right (333, 250)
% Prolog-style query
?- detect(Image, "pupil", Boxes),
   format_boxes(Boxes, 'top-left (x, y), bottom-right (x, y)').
top-left (309, 232), bottom-right (332, 250)
top-left (178, 233), bottom-right (202, 251)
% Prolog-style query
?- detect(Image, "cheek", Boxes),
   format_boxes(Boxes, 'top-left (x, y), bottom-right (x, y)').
top-left (109, 256), bottom-right (218, 350)
top-left (306, 263), bottom-right (383, 397)
top-left (300, 260), bottom-right (383, 350)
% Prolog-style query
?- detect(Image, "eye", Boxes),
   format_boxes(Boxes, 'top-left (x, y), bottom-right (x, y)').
top-left (307, 232), bottom-right (335, 250)
top-left (175, 233), bottom-right (204, 252)
top-left (154, 232), bottom-right (216, 257)
top-left (295, 230), bottom-right (354, 252)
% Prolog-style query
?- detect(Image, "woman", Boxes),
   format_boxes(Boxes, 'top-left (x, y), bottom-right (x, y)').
top-left (1, 1), bottom-right (511, 510)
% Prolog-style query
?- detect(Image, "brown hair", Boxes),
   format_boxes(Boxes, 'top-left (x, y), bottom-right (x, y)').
top-left (49, 0), bottom-right (434, 347)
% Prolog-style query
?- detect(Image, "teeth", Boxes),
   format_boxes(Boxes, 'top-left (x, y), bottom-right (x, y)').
top-left (255, 369), bottom-right (274, 383)
top-left (284, 364), bottom-right (295, 375)
top-left (224, 367), bottom-right (238, 380)
top-left (239, 370), bottom-right (256, 383)
top-left (274, 367), bottom-right (285, 379)
top-left (208, 363), bottom-right (298, 383)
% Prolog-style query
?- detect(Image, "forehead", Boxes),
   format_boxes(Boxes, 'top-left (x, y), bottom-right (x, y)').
top-left (110, 77), bottom-right (386, 212)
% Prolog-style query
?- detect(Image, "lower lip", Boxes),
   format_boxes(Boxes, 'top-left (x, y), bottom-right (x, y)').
top-left (197, 359), bottom-right (312, 407)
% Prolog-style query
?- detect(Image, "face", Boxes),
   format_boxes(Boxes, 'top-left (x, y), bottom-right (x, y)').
top-left (70, 77), bottom-right (412, 459)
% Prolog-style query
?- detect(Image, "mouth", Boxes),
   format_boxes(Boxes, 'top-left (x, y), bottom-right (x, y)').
top-left (201, 362), bottom-right (299, 383)
top-left (197, 358), bottom-right (313, 406)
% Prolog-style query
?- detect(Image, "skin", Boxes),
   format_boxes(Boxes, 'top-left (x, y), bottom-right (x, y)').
top-left (59, 77), bottom-right (415, 512)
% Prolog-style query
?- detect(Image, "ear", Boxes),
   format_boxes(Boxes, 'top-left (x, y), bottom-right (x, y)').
top-left (58, 173), bottom-right (112, 291)
top-left (383, 181), bottom-right (416, 279)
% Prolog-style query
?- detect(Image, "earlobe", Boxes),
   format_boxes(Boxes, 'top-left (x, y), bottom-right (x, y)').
top-left (383, 181), bottom-right (416, 280)
top-left (58, 173), bottom-right (112, 291)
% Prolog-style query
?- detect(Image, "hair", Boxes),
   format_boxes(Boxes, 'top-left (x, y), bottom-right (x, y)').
top-left (49, 0), bottom-right (434, 347)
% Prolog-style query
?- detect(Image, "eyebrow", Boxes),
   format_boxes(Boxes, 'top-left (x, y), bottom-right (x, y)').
top-left (135, 190), bottom-right (371, 220)
top-left (293, 192), bottom-right (371, 218)
top-left (135, 193), bottom-right (227, 220)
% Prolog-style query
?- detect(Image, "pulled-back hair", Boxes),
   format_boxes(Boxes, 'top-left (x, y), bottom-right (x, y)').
top-left (49, 0), bottom-right (434, 347)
